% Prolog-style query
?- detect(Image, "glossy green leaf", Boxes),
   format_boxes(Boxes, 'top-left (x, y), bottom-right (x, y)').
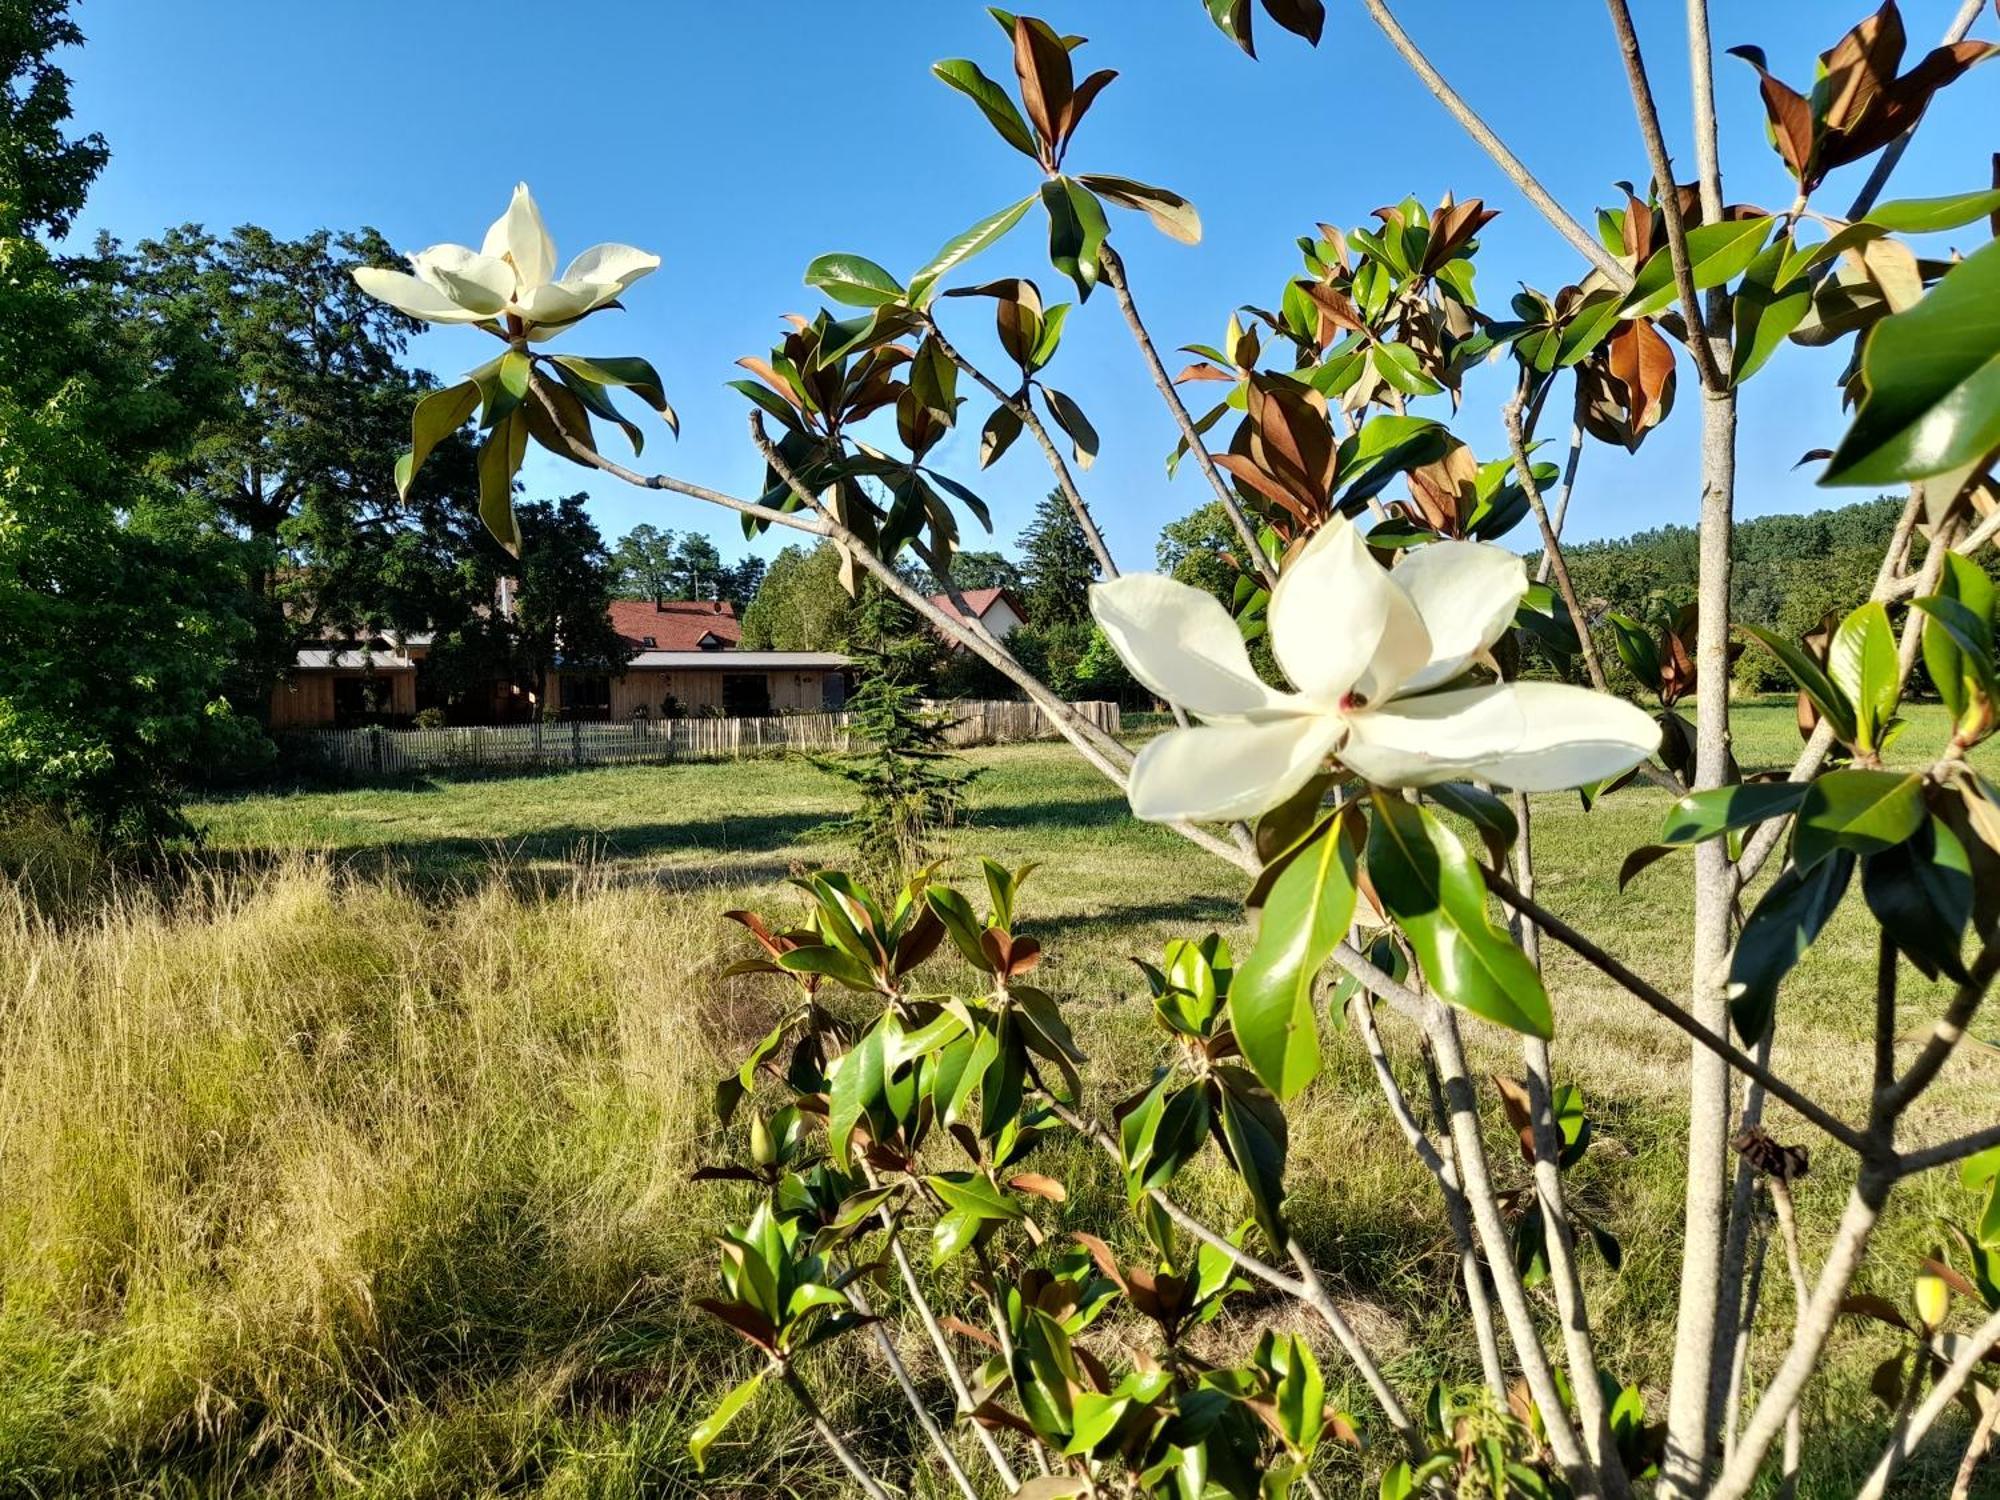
top-left (1728, 851), bottom-right (1854, 1042)
top-left (1864, 189), bottom-right (2000, 234)
top-left (826, 1021), bottom-right (885, 1164)
top-left (476, 348), bottom-right (532, 430)
top-left (907, 194), bottom-right (1037, 308)
top-left (1823, 238), bottom-right (2000, 486)
top-left (932, 59), bottom-right (1040, 160)
top-left (1620, 216), bottom-right (1774, 319)
top-left (1212, 1065), bottom-right (1288, 1246)
top-left (551, 361), bottom-right (646, 455)
top-left (1660, 781), bottom-right (1812, 845)
top-left (549, 354), bottom-right (678, 433)
top-left (1041, 175), bottom-right (1110, 301)
top-left (688, 1370), bottom-right (764, 1472)
top-left (1739, 623), bottom-right (1858, 745)
top-left (476, 408), bottom-right (526, 554)
top-left (1366, 795), bottom-right (1553, 1039)
top-left (1605, 612), bottom-right (1661, 691)
top-left (1230, 818), bottom-right (1356, 1101)
top-left (1793, 769), bottom-right (1926, 870)
top-left (397, 379), bottom-right (480, 501)
top-left (1042, 385), bottom-right (1099, 468)
top-left (804, 253), bottom-right (907, 309)
top-left (1828, 601), bottom-right (1899, 752)
top-left (1916, 587), bottom-right (2000, 736)
top-left (1730, 236), bottom-right (1811, 386)
top-left (1864, 817), bottom-right (1973, 983)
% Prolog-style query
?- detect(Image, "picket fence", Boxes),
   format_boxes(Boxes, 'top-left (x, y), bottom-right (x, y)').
top-left (294, 700), bottom-right (1120, 778)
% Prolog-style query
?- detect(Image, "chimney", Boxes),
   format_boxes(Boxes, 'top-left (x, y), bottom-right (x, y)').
top-left (713, 599), bottom-right (724, 614)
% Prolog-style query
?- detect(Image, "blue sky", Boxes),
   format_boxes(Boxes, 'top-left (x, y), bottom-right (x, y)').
top-left (63, 0), bottom-right (1999, 572)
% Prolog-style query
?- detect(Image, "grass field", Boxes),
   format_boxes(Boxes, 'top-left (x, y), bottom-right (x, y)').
top-left (1, 701), bottom-right (1994, 1496)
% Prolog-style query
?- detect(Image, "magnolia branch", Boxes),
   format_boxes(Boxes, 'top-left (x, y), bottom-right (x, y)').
top-left (1098, 244), bottom-right (1277, 588)
top-left (1480, 868), bottom-right (1872, 1155)
top-left (1355, 0), bottom-right (1628, 285)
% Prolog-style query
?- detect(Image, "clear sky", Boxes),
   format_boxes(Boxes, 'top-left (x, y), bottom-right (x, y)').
top-left (61, 0), bottom-right (1999, 572)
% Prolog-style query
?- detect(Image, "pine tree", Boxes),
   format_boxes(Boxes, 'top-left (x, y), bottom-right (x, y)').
top-left (815, 588), bottom-right (976, 874)
top-left (1018, 489), bottom-right (1100, 628)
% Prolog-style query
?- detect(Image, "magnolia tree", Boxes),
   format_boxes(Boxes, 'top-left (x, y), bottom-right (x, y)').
top-left (357, 3), bottom-right (2000, 1494)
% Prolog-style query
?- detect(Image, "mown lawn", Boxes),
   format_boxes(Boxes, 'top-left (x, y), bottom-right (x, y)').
top-left (0, 701), bottom-right (1992, 1496)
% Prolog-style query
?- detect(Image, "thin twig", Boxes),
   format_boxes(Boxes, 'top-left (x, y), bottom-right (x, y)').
top-left (1534, 387), bottom-right (1589, 587)
top-left (1900, 1121), bottom-right (2000, 1178)
top-left (1421, 1006), bottom-right (1599, 1494)
top-left (1856, 1308), bottom-right (2000, 1500)
top-left (1098, 244), bottom-right (1276, 588)
top-left (1952, 1383), bottom-right (2000, 1500)
top-left (1506, 382), bottom-right (1610, 693)
top-left (1600, 0), bottom-right (1725, 391)
top-left (1355, 0), bottom-right (1627, 284)
top-left (1768, 1179), bottom-right (1811, 1498)
top-left (1351, 995), bottom-right (1507, 1401)
top-left (846, 1280), bottom-right (982, 1500)
top-left (921, 313), bottom-right (1118, 583)
top-left (780, 1367), bottom-right (896, 1500)
top-left (1479, 868), bottom-right (1872, 1155)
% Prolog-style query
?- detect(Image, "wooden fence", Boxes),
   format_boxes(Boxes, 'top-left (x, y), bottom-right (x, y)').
top-left (291, 700), bottom-right (1120, 779)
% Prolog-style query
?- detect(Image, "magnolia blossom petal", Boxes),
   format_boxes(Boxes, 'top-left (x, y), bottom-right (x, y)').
top-left (1442, 682), bottom-right (1662, 792)
top-left (1337, 683), bottom-right (1528, 788)
top-left (350, 266), bottom-right (495, 324)
top-left (561, 243), bottom-right (661, 292)
top-left (1127, 715), bottom-right (1343, 822)
top-left (513, 278), bottom-right (609, 325)
top-left (1394, 540), bottom-right (1528, 693)
top-left (409, 244), bottom-right (516, 315)
top-left (482, 182), bottom-right (556, 288)
top-left (1090, 575), bottom-right (1291, 719)
top-left (1269, 517), bottom-right (1430, 705)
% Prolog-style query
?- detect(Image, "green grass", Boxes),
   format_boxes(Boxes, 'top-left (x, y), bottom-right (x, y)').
top-left (0, 701), bottom-right (1993, 1496)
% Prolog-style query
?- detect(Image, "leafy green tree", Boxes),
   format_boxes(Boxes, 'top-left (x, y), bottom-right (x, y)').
top-left (0, 0), bottom-right (106, 238)
top-left (1156, 500), bottom-right (1243, 604)
top-left (110, 223), bottom-right (479, 709)
top-left (609, 522), bottom-right (679, 599)
top-left (0, 226), bottom-right (265, 842)
top-left (1018, 488), bottom-right (1099, 628)
top-left (930, 547), bottom-right (1025, 596)
top-left (740, 543), bottom-right (864, 651)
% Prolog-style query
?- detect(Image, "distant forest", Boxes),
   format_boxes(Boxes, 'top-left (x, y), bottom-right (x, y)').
top-left (1542, 496), bottom-right (1984, 691)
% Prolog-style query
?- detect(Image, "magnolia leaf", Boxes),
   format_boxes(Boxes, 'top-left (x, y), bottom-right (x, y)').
top-left (1367, 795), bottom-right (1553, 1039)
top-left (1792, 769), bottom-right (1926, 871)
top-left (1864, 817), bottom-right (1973, 983)
top-left (398, 379), bottom-right (480, 501)
top-left (1823, 238), bottom-right (2000, 486)
top-left (1621, 217), bottom-right (1774, 320)
top-left (932, 59), bottom-right (1040, 161)
top-left (907, 195), bottom-right (1037, 307)
top-left (1828, 600), bottom-right (1899, 752)
top-left (1042, 385), bottom-right (1099, 468)
top-left (1229, 817), bottom-right (1356, 1101)
top-left (476, 408), bottom-right (527, 554)
top-left (804, 253), bottom-right (907, 309)
top-left (549, 354), bottom-right (678, 434)
top-left (1041, 175), bottom-right (1110, 301)
top-left (1728, 852), bottom-right (1855, 1042)
top-left (1661, 781), bottom-right (1812, 845)
top-left (688, 1370), bottom-right (765, 1472)
top-left (1075, 172), bottom-right (1202, 244)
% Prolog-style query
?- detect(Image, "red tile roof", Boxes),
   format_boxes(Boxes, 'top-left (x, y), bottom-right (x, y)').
top-left (608, 598), bottom-right (742, 652)
top-left (926, 587), bottom-right (1021, 624)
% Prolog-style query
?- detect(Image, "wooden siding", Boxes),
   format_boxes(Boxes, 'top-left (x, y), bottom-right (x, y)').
top-left (267, 669), bottom-right (415, 729)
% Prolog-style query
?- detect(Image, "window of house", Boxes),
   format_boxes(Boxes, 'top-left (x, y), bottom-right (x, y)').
top-left (564, 675), bottom-right (612, 721)
top-left (722, 673), bottom-right (771, 717)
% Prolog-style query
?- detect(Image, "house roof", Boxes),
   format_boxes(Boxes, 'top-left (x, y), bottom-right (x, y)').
top-left (926, 587), bottom-right (1024, 625)
top-left (608, 598), bottom-right (743, 652)
top-left (623, 650), bottom-right (848, 670)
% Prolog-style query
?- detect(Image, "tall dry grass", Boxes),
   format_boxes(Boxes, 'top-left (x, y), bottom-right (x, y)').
top-left (0, 859), bottom-right (871, 1497)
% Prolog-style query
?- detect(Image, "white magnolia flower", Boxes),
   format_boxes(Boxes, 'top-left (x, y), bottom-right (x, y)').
top-left (1090, 517), bottom-right (1661, 822)
top-left (351, 183), bottom-right (658, 339)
